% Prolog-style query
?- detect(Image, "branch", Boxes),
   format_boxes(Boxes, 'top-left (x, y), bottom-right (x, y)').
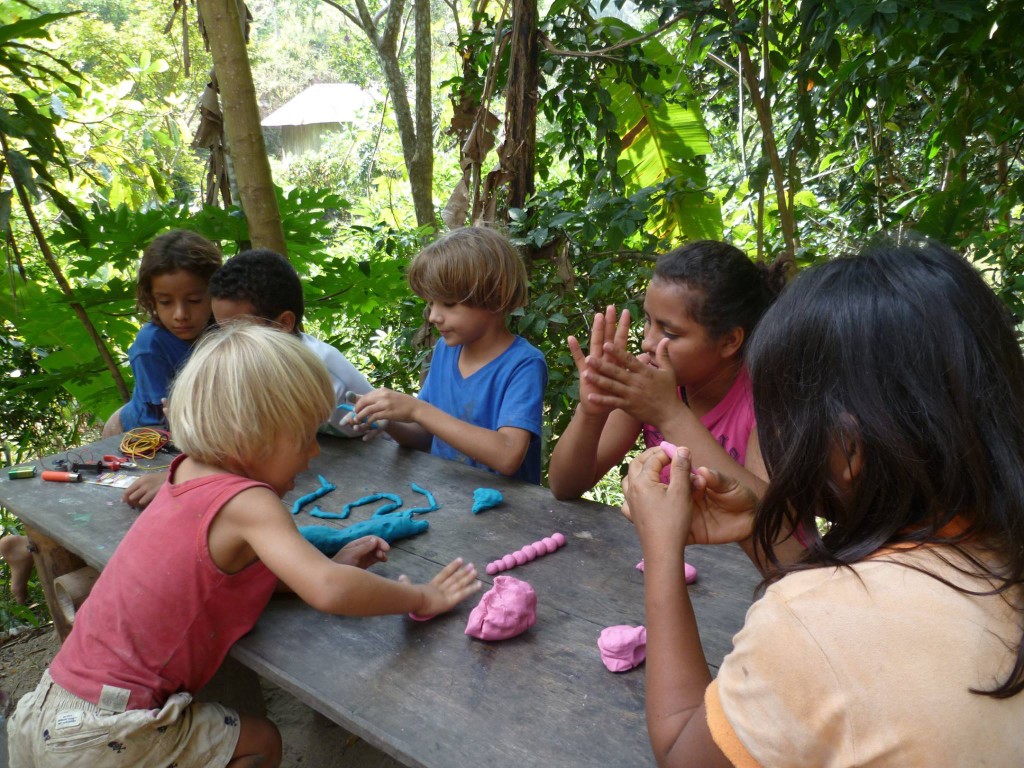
top-left (319, 0), bottom-right (362, 28)
top-left (718, 0), bottom-right (795, 261)
top-left (380, 0), bottom-right (406, 55)
top-left (1, 134), bottom-right (131, 402)
top-left (541, 12), bottom-right (684, 59)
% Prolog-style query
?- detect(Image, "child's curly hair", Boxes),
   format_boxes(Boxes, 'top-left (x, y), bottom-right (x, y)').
top-left (137, 230), bottom-right (222, 324)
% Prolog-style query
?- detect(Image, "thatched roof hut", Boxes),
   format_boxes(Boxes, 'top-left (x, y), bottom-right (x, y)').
top-left (262, 83), bottom-right (374, 156)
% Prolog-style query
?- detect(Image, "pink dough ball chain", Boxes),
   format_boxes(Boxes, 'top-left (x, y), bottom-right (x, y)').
top-left (486, 532), bottom-right (566, 575)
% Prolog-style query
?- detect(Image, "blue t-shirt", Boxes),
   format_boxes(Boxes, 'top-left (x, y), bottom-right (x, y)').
top-left (418, 336), bottom-right (547, 484)
top-left (119, 323), bottom-right (193, 431)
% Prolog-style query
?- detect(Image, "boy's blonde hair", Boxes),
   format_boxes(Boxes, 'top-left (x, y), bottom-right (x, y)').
top-left (406, 226), bottom-right (528, 312)
top-left (167, 322), bottom-right (334, 467)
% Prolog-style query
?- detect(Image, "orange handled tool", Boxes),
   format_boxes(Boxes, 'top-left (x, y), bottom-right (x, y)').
top-left (42, 471), bottom-right (82, 483)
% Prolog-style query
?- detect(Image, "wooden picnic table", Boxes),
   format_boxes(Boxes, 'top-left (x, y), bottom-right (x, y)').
top-left (0, 434), bottom-right (759, 768)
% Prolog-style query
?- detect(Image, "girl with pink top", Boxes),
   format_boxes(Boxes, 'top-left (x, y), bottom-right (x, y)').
top-left (549, 241), bottom-right (786, 505)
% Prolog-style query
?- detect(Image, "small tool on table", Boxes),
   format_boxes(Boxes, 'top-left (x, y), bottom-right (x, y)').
top-left (70, 455), bottom-right (138, 473)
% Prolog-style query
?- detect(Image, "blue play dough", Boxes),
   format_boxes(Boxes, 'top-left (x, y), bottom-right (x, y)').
top-left (406, 482), bottom-right (441, 515)
top-left (351, 492), bottom-right (403, 518)
top-left (290, 474), bottom-right (336, 515)
top-left (471, 487), bottom-right (503, 514)
top-left (299, 511), bottom-right (430, 557)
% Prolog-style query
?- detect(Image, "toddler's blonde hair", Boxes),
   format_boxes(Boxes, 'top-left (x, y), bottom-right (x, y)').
top-left (407, 226), bottom-right (528, 313)
top-left (167, 322), bottom-right (334, 467)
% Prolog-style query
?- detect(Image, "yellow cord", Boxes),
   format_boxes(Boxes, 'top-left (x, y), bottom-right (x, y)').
top-left (119, 428), bottom-right (168, 460)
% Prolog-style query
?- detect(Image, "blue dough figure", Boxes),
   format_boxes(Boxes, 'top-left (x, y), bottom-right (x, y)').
top-left (407, 482), bottom-right (442, 515)
top-left (290, 474), bottom-right (336, 515)
top-left (472, 488), bottom-right (503, 514)
top-left (299, 512), bottom-right (430, 557)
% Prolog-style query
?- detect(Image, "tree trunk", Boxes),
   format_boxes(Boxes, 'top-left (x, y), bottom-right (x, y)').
top-left (324, 0), bottom-right (435, 231)
top-left (503, 0), bottom-right (538, 214)
top-left (197, 0), bottom-right (286, 254)
top-left (718, 0), bottom-right (795, 263)
top-left (410, 0), bottom-right (436, 229)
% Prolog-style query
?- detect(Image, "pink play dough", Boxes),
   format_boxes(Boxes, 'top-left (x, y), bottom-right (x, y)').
top-left (635, 559), bottom-right (698, 584)
top-left (486, 532), bottom-right (566, 575)
top-left (658, 440), bottom-right (677, 484)
top-left (598, 625), bottom-right (647, 672)
top-left (465, 576), bottom-right (537, 641)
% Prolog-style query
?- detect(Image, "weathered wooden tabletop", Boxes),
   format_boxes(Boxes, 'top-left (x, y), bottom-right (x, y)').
top-left (0, 434), bottom-right (759, 768)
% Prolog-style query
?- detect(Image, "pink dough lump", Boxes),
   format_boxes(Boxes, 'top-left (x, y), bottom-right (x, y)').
top-left (486, 532), bottom-right (566, 575)
top-left (598, 625), bottom-right (647, 672)
top-left (635, 559), bottom-right (698, 584)
top-left (465, 575), bottom-right (537, 641)
top-left (659, 440), bottom-right (677, 484)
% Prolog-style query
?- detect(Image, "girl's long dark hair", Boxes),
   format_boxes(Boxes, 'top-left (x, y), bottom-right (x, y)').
top-left (748, 236), bottom-right (1024, 698)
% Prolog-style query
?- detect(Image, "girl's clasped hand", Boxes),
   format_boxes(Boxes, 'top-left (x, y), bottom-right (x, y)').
top-left (622, 446), bottom-right (759, 549)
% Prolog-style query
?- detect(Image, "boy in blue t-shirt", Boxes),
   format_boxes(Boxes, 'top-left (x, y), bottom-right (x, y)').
top-left (345, 227), bottom-right (547, 483)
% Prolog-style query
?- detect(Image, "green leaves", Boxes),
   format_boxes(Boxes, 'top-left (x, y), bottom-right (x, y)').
top-left (601, 18), bottom-right (722, 241)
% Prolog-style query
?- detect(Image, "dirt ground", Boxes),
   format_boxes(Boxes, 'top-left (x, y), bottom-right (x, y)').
top-left (0, 626), bottom-right (404, 768)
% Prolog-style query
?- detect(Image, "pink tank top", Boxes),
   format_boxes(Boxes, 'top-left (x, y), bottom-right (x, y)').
top-left (50, 455), bottom-right (279, 710)
top-left (642, 366), bottom-right (755, 466)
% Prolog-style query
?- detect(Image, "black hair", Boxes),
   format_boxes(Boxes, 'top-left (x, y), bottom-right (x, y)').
top-left (137, 230), bottom-right (222, 323)
top-left (748, 235), bottom-right (1024, 697)
top-left (652, 240), bottom-right (788, 349)
top-left (208, 249), bottom-right (304, 334)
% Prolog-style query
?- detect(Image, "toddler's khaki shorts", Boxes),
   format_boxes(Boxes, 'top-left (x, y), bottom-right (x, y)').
top-left (7, 670), bottom-right (240, 768)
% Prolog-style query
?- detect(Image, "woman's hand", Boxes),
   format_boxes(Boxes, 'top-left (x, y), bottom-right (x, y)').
top-left (687, 466), bottom-right (759, 546)
top-left (568, 305), bottom-right (632, 417)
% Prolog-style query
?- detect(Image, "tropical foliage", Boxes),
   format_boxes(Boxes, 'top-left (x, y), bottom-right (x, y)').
top-left (1, 0), bottom-right (1021, 626)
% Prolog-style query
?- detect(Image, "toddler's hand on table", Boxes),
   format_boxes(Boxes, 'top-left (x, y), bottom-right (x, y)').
top-left (332, 536), bottom-right (390, 569)
top-left (122, 472), bottom-right (166, 510)
top-left (403, 558), bottom-right (480, 617)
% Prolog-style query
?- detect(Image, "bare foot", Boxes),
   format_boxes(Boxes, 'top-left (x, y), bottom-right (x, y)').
top-left (0, 535), bottom-right (33, 605)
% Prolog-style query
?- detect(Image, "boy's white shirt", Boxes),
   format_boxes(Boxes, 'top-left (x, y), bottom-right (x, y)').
top-left (300, 333), bottom-right (373, 438)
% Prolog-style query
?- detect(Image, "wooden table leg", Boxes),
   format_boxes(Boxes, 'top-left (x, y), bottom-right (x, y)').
top-left (23, 524), bottom-right (86, 642)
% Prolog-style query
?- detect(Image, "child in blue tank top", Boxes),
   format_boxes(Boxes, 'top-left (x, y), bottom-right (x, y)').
top-left (345, 226), bottom-right (547, 484)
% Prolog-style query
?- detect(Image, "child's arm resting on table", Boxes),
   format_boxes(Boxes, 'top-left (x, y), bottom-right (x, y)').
top-left (624, 447), bottom-right (733, 768)
top-left (214, 486), bottom-right (480, 617)
top-left (350, 388), bottom-right (532, 477)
